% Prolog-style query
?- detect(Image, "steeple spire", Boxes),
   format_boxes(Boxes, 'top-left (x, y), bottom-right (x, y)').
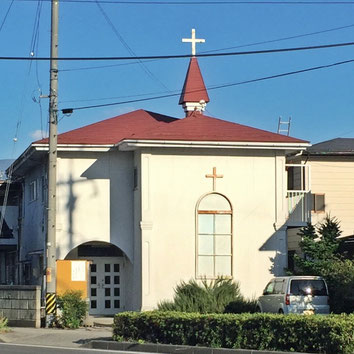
top-left (179, 29), bottom-right (209, 117)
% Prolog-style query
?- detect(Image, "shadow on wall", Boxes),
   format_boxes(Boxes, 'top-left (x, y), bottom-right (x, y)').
top-left (259, 198), bottom-right (310, 277)
top-left (57, 158), bottom-right (100, 254)
top-left (259, 228), bottom-right (287, 277)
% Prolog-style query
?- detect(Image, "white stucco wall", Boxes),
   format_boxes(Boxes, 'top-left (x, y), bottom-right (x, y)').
top-left (139, 148), bottom-right (288, 309)
top-left (56, 150), bottom-right (134, 261)
top-left (19, 145), bottom-right (289, 310)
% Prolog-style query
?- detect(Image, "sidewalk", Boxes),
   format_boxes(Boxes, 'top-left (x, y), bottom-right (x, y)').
top-left (0, 326), bottom-right (113, 348)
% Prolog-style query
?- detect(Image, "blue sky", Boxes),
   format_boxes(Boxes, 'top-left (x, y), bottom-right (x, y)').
top-left (1, 0), bottom-right (354, 159)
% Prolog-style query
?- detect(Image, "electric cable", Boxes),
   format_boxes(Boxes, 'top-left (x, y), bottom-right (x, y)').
top-left (12, 0), bottom-right (354, 5)
top-left (60, 22), bottom-right (354, 72)
top-left (0, 0), bottom-right (16, 236)
top-left (2, 40), bottom-right (354, 61)
top-left (95, 0), bottom-right (171, 91)
top-left (0, 0), bottom-right (43, 235)
top-left (62, 57), bottom-right (354, 112)
top-left (0, 0), bottom-right (15, 34)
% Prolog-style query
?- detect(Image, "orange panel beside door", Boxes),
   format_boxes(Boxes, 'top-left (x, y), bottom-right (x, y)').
top-left (56, 260), bottom-right (89, 298)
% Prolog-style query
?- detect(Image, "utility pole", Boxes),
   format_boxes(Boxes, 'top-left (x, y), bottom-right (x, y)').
top-left (45, 0), bottom-right (59, 323)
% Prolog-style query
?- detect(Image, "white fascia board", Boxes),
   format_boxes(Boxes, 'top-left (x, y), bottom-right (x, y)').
top-left (11, 144), bottom-right (113, 174)
top-left (33, 144), bottom-right (113, 152)
top-left (117, 139), bottom-right (310, 151)
top-left (8, 145), bottom-right (36, 175)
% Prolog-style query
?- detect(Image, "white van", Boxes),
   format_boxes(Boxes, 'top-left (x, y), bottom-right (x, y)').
top-left (256, 276), bottom-right (330, 315)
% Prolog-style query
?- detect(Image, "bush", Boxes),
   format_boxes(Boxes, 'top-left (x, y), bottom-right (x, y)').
top-left (113, 311), bottom-right (354, 353)
top-left (294, 217), bottom-right (354, 313)
top-left (0, 316), bottom-right (8, 332)
top-left (158, 278), bottom-right (245, 314)
top-left (56, 290), bottom-right (87, 329)
top-left (224, 298), bottom-right (257, 314)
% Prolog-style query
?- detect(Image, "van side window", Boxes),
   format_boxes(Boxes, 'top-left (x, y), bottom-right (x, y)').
top-left (264, 281), bottom-right (274, 295)
top-left (274, 280), bottom-right (284, 294)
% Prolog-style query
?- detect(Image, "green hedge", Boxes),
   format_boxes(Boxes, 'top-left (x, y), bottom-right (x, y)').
top-left (113, 311), bottom-right (354, 353)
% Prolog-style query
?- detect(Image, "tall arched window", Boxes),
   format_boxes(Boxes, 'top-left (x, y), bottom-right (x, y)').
top-left (196, 193), bottom-right (232, 278)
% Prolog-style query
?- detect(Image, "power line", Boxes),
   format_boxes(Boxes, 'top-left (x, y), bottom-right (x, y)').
top-left (62, 57), bottom-right (354, 112)
top-left (202, 23), bottom-right (354, 53)
top-left (13, 0), bottom-right (354, 5)
top-left (60, 22), bottom-right (354, 72)
top-left (2, 40), bottom-right (354, 61)
top-left (95, 0), bottom-right (171, 91)
top-left (0, 0), bottom-right (15, 34)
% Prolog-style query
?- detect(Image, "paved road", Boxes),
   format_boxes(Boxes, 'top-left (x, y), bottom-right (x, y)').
top-left (0, 327), bottom-right (112, 348)
top-left (0, 343), bottom-right (147, 354)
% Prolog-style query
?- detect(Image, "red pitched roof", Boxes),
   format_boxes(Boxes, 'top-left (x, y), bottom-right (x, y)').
top-left (179, 57), bottom-right (210, 105)
top-left (35, 109), bottom-right (307, 146)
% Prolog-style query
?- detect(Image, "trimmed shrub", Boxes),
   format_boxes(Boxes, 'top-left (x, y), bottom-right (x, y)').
top-left (113, 311), bottom-right (354, 353)
top-left (158, 278), bottom-right (244, 314)
top-left (56, 290), bottom-right (87, 329)
top-left (224, 298), bottom-right (257, 314)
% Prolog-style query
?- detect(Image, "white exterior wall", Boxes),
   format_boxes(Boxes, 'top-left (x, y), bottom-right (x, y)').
top-left (140, 148), bottom-right (288, 309)
top-left (308, 156), bottom-right (354, 237)
top-left (18, 145), bottom-right (291, 310)
top-left (56, 150), bottom-right (137, 310)
top-left (56, 151), bottom-right (135, 261)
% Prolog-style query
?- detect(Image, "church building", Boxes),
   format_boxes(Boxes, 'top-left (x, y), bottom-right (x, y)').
top-left (9, 30), bottom-right (309, 315)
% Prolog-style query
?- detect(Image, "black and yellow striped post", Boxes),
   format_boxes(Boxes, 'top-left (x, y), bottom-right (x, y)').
top-left (46, 293), bottom-right (57, 315)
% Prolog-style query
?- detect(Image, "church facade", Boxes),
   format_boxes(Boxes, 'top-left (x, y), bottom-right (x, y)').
top-left (8, 33), bottom-right (309, 315)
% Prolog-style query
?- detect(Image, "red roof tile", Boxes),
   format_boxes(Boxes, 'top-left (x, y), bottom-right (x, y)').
top-left (35, 109), bottom-right (307, 146)
top-left (179, 57), bottom-right (210, 105)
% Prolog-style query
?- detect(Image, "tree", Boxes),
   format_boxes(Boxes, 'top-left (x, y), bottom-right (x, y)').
top-left (294, 216), bottom-right (354, 313)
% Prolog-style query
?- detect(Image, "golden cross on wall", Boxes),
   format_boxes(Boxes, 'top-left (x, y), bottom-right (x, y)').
top-left (182, 28), bottom-right (205, 56)
top-left (205, 167), bottom-right (223, 191)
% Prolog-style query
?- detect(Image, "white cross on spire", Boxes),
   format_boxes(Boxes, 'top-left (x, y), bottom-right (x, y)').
top-left (182, 28), bottom-right (205, 56)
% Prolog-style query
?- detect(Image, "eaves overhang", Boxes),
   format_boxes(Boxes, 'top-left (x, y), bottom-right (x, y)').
top-left (117, 139), bottom-right (311, 151)
top-left (9, 139), bottom-right (310, 176)
top-left (32, 143), bottom-right (114, 152)
top-left (305, 151), bottom-right (354, 156)
top-left (8, 143), bottom-right (115, 177)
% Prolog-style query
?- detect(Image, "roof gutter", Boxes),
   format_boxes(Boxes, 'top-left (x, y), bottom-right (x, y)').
top-left (33, 143), bottom-right (114, 152)
top-left (116, 139), bottom-right (310, 151)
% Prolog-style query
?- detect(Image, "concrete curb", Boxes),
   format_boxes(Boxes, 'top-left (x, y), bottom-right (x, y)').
top-left (83, 341), bottom-right (306, 354)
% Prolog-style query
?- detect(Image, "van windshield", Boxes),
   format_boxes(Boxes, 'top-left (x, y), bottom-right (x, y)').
top-left (290, 279), bottom-right (328, 296)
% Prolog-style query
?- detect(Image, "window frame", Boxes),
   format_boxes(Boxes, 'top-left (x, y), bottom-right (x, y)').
top-left (311, 193), bottom-right (325, 213)
top-left (29, 180), bottom-right (37, 202)
top-left (196, 192), bottom-right (233, 279)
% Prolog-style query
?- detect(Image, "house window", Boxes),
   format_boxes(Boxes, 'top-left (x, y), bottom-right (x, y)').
top-left (29, 180), bottom-right (37, 202)
top-left (197, 193), bottom-right (232, 278)
top-left (133, 167), bottom-right (138, 190)
top-left (311, 194), bottom-right (325, 212)
top-left (41, 176), bottom-right (47, 203)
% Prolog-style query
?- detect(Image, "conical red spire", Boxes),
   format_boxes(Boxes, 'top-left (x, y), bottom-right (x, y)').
top-left (179, 57), bottom-right (210, 116)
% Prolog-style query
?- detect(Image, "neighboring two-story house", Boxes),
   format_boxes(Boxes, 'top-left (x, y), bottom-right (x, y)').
top-left (0, 160), bottom-right (21, 285)
top-left (286, 138), bottom-right (354, 260)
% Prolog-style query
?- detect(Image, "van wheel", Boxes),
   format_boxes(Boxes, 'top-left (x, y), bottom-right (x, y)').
top-left (278, 309), bottom-right (284, 314)
top-left (255, 306), bottom-right (261, 313)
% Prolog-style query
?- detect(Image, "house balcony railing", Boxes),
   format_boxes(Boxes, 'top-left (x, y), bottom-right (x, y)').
top-left (286, 190), bottom-right (311, 225)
